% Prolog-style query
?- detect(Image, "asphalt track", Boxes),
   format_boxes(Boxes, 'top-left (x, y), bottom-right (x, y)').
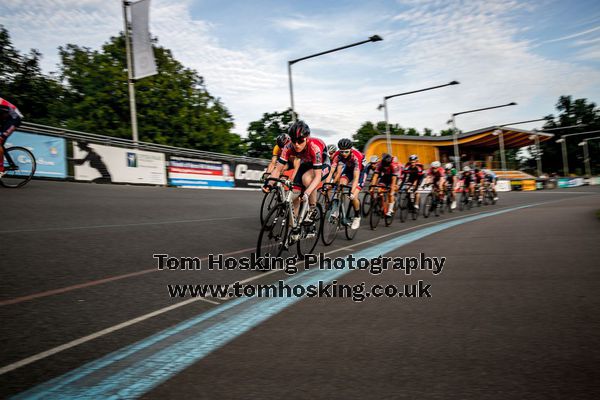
top-left (1, 181), bottom-right (599, 399)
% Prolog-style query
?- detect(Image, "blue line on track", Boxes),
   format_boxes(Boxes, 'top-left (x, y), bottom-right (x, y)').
top-left (13, 203), bottom-right (537, 399)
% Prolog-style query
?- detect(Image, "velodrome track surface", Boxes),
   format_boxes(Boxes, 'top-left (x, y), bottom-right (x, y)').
top-left (1, 181), bottom-right (599, 399)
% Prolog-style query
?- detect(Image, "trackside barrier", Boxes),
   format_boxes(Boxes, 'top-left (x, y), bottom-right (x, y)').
top-left (6, 131), bottom-right (67, 179)
top-left (16, 122), bottom-right (269, 189)
top-left (496, 180), bottom-right (511, 192)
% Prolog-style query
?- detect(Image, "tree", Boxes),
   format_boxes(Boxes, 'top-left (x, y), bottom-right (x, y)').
top-left (353, 121), bottom-right (406, 151)
top-left (244, 109), bottom-right (294, 159)
top-left (58, 33), bottom-right (243, 154)
top-left (0, 26), bottom-right (68, 126)
top-left (538, 96), bottom-right (600, 175)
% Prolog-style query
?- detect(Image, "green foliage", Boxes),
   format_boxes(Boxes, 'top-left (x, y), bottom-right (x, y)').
top-left (244, 109), bottom-right (294, 158)
top-left (1, 26), bottom-right (245, 155)
top-left (0, 26), bottom-right (68, 125)
top-left (537, 95), bottom-right (600, 175)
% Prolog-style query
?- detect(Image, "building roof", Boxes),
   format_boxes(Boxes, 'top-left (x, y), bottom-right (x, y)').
top-left (364, 126), bottom-right (554, 151)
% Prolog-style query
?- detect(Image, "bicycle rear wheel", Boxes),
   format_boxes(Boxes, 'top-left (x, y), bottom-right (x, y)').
top-left (298, 204), bottom-right (323, 258)
top-left (423, 194), bottom-right (432, 218)
top-left (399, 193), bottom-right (408, 223)
top-left (1, 146), bottom-right (36, 188)
top-left (257, 204), bottom-right (289, 259)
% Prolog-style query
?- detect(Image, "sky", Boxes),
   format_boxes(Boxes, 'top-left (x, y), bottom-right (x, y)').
top-left (2, 0), bottom-right (600, 143)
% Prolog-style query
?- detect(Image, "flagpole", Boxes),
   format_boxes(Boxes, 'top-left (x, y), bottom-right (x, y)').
top-left (122, 0), bottom-right (139, 144)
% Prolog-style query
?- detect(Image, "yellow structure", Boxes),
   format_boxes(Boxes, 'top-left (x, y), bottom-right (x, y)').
top-left (364, 126), bottom-right (554, 168)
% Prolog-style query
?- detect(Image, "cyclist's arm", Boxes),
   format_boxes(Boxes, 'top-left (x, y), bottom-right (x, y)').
top-left (265, 155), bottom-right (278, 174)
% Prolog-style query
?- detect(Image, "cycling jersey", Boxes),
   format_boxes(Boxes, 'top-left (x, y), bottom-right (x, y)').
top-left (427, 166), bottom-right (445, 181)
top-left (279, 137), bottom-right (328, 168)
top-left (403, 162), bottom-right (424, 183)
top-left (485, 172), bottom-right (497, 182)
top-left (331, 148), bottom-right (364, 176)
top-left (0, 97), bottom-right (23, 142)
top-left (445, 168), bottom-right (457, 184)
top-left (272, 144), bottom-right (282, 158)
top-left (373, 161), bottom-right (401, 187)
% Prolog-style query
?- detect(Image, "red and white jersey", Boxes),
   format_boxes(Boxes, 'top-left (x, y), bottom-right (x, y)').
top-left (279, 137), bottom-right (328, 168)
top-left (0, 97), bottom-right (23, 120)
top-left (427, 166), bottom-right (446, 179)
top-left (331, 148), bottom-right (363, 174)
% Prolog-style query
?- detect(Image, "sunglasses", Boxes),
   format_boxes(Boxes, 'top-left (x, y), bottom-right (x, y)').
top-left (340, 150), bottom-right (351, 155)
top-left (291, 137), bottom-right (306, 144)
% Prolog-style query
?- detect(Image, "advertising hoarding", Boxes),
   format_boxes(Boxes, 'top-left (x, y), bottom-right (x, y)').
top-left (168, 156), bottom-right (234, 188)
top-left (73, 142), bottom-right (166, 185)
top-left (6, 131), bottom-right (67, 179)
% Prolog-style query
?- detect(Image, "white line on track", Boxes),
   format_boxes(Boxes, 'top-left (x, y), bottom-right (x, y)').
top-left (0, 215), bottom-right (255, 234)
top-left (0, 297), bottom-right (218, 376)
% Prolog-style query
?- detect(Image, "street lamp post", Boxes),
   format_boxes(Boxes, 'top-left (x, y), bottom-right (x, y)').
top-left (378, 81), bottom-right (460, 154)
top-left (579, 136), bottom-right (600, 177)
top-left (288, 35), bottom-right (383, 122)
top-left (492, 129), bottom-right (506, 170)
top-left (450, 102), bottom-right (517, 171)
top-left (554, 130), bottom-right (600, 176)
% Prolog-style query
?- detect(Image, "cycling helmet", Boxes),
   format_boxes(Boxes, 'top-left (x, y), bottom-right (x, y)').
top-left (445, 163), bottom-right (453, 170)
top-left (287, 120), bottom-right (310, 141)
top-left (409, 154), bottom-right (418, 161)
top-left (474, 168), bottom-right (480, 173)
top-left (431, 161), bottom-right (441, 168)
top-left (276, 133), bottom-right (290, 148)
top-left (381, 153), bottom-right (393, 166)
top-left (463, 166), bottom-right (471, 172)
top-left (327, 144), bottom-right (337, 154)
top-left (369, 155), bottom-right (379, 163)
top-left (338, 138), bottom-right (353, 150)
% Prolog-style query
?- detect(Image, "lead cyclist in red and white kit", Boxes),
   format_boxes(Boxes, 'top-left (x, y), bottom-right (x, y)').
top-left (0, 97), bottom-right (24, 177)
top-left (263, 120), bottom-right (330, 221)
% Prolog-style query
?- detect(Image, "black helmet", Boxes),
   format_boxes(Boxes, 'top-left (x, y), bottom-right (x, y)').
top-left (409, 154), bottom-right (418, 161)
top-left (276, 133), bottom-right (290, 148)
top-left (287, 120), bottom-right (310, 142)
top-left (338, 138), bottom-right (353, 150)
top-left (381, 153), bottom-right (393, 166)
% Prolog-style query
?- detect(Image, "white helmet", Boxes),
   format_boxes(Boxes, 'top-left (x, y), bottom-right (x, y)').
top-left (445, 163), bottom-right (453, 170)
top-left (463, 166), bottom-right (471, 172)
top-left (369, 155), bottom-right (379, 163)
top-left (431, 161), bottom-right (441, 168)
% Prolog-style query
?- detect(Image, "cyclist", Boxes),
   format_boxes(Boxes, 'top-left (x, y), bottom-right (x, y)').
top-left (264, 120), bottom-right (330, 221)
top-left (473, 167), bottom-right (485, 203)
top-left (444, 163), bottom-right (457, 209)
top-left (327, 138), bottom-right (364, 229)
top-left (361, 155), bottom-right (379, 187)
top-left (0, 97), bottom-right (24, 177)
top-left (327, 144), bottom-right (337, 159)
top-left (264, 133), bottom-right (297, 180)
top-left (401, 154), bottom-right (424, 210)
top-left (370, 153), bottom-right (400, 217)
top-left (461, 165), bottom-right (476, 201)
top-left (483, 169), bottom-right (498, 201)
top-left (424, 161), bottom-right (446, 204)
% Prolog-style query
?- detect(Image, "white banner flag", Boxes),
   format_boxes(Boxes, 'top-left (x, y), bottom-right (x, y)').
top-left (130, 0), bottom-right (157, 79)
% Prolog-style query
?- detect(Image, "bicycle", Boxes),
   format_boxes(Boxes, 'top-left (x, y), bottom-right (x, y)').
top-left (422, 183), bottom-right (443, 218)
top-left (360, 189), bottom-right (372, 217)
top-left (257, 178), bottom-right (323, 259)
top-left (369, 184), bottom-right (394, 230)
top-left (482, 182), bottom-right (497, 205)
top-left (321, 183), bottom-right (360, 245)
top-left (0, 143), bottom-right (36, 188)
top-left (260, 177), bottom-right (288, 225)
top-left (458, 186), bottom-right (474, 211)
top-left (398, 183), bottom-right (419, 222)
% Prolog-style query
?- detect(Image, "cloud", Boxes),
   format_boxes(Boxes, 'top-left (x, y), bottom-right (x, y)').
top-left (1, 0), bottom-right (599, 145)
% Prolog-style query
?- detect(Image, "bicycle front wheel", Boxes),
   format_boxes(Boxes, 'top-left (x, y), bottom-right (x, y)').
top-left (321, 199), bottom-right (340, 246)
top-left (1, 146), bottom-right (36, 188)
top-left (257, 203), bottom-right (289, 259)
top-left (298, 204), bottom-right (323, 258)
top-left (370, 197), bottom-right (382, 230)
top-left (260, 189), bottom-right (281, 225)
top-left (361, 192), bottom-right (372, 217)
